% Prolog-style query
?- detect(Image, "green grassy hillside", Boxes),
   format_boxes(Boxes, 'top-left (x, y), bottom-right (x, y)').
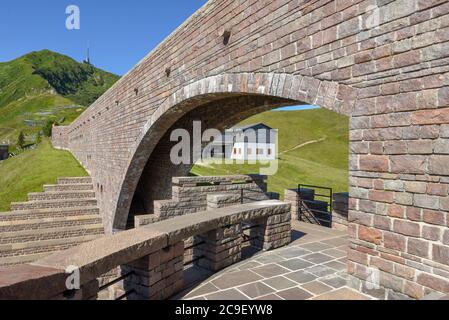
top-left (0, 139), bottom-right (87, 211)
top-left (191, 108), bottom-right (349, 197)
top-left (0, 50), bottom-right (119, 209)
top-left (0, 50), bottom-right (119, 148)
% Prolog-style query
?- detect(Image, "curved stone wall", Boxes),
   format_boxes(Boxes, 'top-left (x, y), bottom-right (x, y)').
top-left (52, 0), bottom-right (449, 299)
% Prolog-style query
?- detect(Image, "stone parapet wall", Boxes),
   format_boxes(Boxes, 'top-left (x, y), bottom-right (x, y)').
top-left (0, 200), bottom-right (291, 300)
top-left (122, 242), bottom-right (184, 300)
top-left (135, 175), bottom-right (276, 266)
top-left (135, 175), bottom-right (273, 225)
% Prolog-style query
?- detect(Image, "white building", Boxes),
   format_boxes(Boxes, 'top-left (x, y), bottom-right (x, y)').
top-left (207, 123), bottom-right (277, 161)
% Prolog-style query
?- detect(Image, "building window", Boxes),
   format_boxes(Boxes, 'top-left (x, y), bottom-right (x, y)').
top-left (257, 148), bottom-right (263, 155)
top-left (268, 148), bottom-right (272, 155)
top-left (239, 148), bottom-right (242, 155)
top-left (248, 148), bottom-right (252, 155)
top-left (233, 148), bottom-right (237, 155)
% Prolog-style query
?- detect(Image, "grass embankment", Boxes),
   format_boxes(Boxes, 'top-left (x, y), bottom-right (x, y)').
top-left (191, 108), bottom-right (349, 198)
top-left (0, 139), bottom-right (87, 211)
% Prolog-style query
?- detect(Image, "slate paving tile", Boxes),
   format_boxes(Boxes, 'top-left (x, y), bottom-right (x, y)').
top-left (263, 276), bottom-right (297, 290)
top-left (285, 270), bottom-right (317, 284)
top-left (300, 242), bottom-right (333, 252)
top-left (337, 257), bottom-right (348, 264)
top-left (237, 282), bottom-right (275, 299)
top-left (188, 297), bottom-right (207, 300)
top-left (256, 294), bottom-right (284, 300)
top-left (211, 270), bottom-right (262, 289)
top-left (322, 237), bottom-right (349, 247)
top-left (277, 258), bottom-right (314, 271)
top-left (302, 253), bottom-right (334, 264)
top-left (322, 248), bottom-right (347, 259)
top-left (277, 287), bottom-right (313, 300)
top-left (238, 261), bottom-right (263, 270)
top-left (276, 247), bottom-right (311, 259)
top-left (306, 265), bottom-right (337, 278)
top-left (255, 254), bottom-right (285, 264)
top-left (301, 281), bottom-right (334, 295)
top-left (206, 289), bottom-right (250, 300)
top-left (323, 260), bottom-right (347, 271)
top-left (321, 276), bottom-right (347, 289)
top-left (312, 288), bottom-right (371, 300)
top-left (251, 264), bottom-right (291, 278)
top-left (183, 283), bottom-right (220, 299)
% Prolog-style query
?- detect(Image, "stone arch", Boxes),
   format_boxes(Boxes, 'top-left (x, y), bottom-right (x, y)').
top-left (112, 72), bottom-right (358, 230)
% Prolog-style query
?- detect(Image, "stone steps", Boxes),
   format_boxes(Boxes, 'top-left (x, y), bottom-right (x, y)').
top-left (11, 199), bottom-right (98, 211)
top-left (0, 207), bottom-right (100, 222)
top-left (58, 177), bottom-right (92, 185)
top-left (0, 252), bottom-right (52, 266)
top-left (0, 234), bottom-right (101, 254)
top-left (0, 215), bottom-right (102, 232)
top-left (44, 183), bottom-right (94, 192)
top-left (0, 234), bottom-right (101, 265)
top-left (0, 224), bottom-right (104, 243)
top-left (0, 176), bottom-right (104, 266)
top-left (28, 191), bottom-right (96, 201)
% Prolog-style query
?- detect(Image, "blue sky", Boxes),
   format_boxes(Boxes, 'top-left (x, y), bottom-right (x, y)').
top-left (275, 105), bottom-right (319, 111)
top-left (0, 0), bottom-right (207, 75)
top-left (0, 1), bottom-right (318, 111)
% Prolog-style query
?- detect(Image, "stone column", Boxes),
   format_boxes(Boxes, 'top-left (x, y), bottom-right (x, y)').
top-left (284, 188), bottom-right (315, 222)
top-left (195, 223), bottom-right (243, 272)
top-left (250, 207), bottom-right (292, 251)
top-left (122, 242), bottom-right (184, 300)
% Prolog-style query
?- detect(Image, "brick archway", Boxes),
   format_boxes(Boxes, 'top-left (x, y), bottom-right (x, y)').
top-left (114, 72), bottom-right (357, 230)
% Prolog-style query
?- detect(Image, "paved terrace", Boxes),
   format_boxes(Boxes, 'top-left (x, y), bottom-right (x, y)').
top-left (179, 222), bottom-right (372, 300)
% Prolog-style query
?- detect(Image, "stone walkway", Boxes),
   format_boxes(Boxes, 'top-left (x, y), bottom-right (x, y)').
top-left (179, 222), bottom-right (373, 300)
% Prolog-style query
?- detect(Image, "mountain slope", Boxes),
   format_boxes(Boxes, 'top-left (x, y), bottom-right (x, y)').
top-left (192, 108), bottom-right (349, 196)
top-left (0, 50), bottom-right (119, 148)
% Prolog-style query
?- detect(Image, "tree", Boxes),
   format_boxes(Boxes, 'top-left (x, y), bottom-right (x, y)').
top-left (17, 131), bottom-right (25, 149)
top-left (43, 120), bottom-right (54, 137)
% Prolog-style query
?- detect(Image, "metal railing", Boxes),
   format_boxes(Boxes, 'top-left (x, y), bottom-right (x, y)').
top-left (297, 184), bottom-right (333, 227)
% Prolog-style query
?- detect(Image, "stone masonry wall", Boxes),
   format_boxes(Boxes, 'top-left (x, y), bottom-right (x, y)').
top-left (134, 174), bottom-right (277, 266)
top-left (52, 0), bottom-right (449, 299)
top-left (134, 174), bottom-right (274, 226)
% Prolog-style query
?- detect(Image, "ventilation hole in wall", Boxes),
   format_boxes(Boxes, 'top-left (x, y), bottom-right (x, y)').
top-left (134, 88), bottom-right (139, 96)
top-left (101, 185), bottom-right (104, 194)
top-left (165, 67), bottom-right (171, 78)
top-left (222, 30), bottom-right (232, 45)
top-left (115, 100), bottom-right (120, 106)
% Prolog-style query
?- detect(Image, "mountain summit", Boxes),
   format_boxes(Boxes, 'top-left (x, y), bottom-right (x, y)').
top-left (0, 50), bottom-right (120, 146)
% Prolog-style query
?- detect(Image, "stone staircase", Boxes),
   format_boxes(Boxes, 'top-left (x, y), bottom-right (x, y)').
top-left (0, 177), bottom-right (104, 266)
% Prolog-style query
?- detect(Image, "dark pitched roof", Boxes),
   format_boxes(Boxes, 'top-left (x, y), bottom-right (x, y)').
top-left (230, 123), bottom-right (273, 131)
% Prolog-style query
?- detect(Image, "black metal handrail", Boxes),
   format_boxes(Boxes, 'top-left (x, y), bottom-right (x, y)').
top-left (116, 289), bottom-right (136, 301)
top-left (297, 184), bottom-right (333, 227)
